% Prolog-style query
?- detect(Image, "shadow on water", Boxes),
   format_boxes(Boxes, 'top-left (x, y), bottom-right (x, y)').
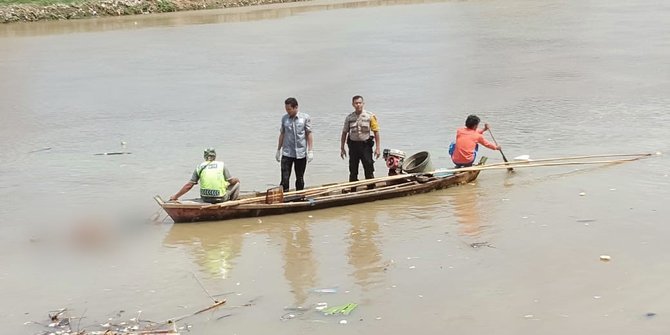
top-left (1, 0), bottom-right (450, 37)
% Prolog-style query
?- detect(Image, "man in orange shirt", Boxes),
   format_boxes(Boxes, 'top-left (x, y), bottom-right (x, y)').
top-left (450, 115), bottom-right (501, 168)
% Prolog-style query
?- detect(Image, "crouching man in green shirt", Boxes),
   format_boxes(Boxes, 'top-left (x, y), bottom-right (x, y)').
top-left (170, 148), bottom-right (240, 203)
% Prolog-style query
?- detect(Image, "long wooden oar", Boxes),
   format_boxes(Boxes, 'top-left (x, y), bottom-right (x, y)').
top-left (487, 129), bottom-right (513, 172)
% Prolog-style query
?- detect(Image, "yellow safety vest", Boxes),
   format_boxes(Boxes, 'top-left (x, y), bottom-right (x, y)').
top-left (198, 161), bottom-right (229, 198)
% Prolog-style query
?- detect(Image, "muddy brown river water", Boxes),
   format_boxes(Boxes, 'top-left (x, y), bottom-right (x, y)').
top-left (1, 0), bottom-right (669, 333)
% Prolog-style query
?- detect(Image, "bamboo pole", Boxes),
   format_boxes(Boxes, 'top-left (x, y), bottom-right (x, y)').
top-left (302, 180), bottom-right (418, 202)
top-left (283, 173), bottom-right (412, 196)
top-left (433, 156), bottom-right (648, 174)
top-left (507, 152), bottom-right (650, 164)
top-left (237, 182), bottom-right (420, 209)
top-left (201, 173), bottom-right (416, 209)
top-left (300, 175), bottom-right (417, 198)
top-left (479, 152), bottom-right (652, 169)
top-left (198, 153), bottom-right (653, 209)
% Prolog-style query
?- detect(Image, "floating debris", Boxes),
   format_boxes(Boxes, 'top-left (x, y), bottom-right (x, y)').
top-left (323, 303), bottom-right (358, 316)
top-left (30, 307), bottom-right (181, 334)
top-left (95, 152), bottom-right (132, 156)
top-left (339, 319), bottom-right (348, 324)
top-left (579, 192), bottom-right (586, 196)
top-left (645, 312), bottom-right (657, 318)
top-left (216, 313), bottom-right (232, 320)
top-left (281, 312), bottom-right (298, 320)
top-left (599, 255), bottom-right (611, 262)
top-left (29, 236), bottom-right (44, 243)
top-left (96, 142), bottom-right (132, 156)
top-left (311, 287), bottom-right (338, 294)
top-left (469, 242), bottom-right (494, 248)
top-left (28, 147), bottom-right (52, 153)
top-left (192, 300), bottom-right (227, 315)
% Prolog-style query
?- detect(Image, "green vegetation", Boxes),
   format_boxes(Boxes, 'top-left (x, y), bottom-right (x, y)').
top-left (156, 0), bottom-right (176, 12)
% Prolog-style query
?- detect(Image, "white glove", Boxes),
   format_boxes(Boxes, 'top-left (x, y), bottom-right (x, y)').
top-left (275, 149), bottom-right (282, 162)
top-left (307, 151), bottom-right (314, 163)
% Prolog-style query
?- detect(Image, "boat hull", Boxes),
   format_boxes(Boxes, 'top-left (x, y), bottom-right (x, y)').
top-left (156, 160), bottom-right (484, 223)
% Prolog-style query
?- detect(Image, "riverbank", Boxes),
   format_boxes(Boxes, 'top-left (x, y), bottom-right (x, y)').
top-left (0, 0), bottom-right (306, 23)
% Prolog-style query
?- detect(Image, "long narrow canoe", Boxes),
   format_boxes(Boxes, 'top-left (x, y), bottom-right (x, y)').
top-left (155, 157), bottom-right (487, 223)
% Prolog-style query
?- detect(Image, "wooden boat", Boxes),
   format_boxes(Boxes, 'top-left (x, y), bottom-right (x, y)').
top-left (154, 157), bottom-right (488, 223)
top-left (154, 152), bottom-right (655, 223)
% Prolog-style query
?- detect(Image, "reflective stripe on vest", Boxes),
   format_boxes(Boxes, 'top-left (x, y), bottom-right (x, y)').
top-left (198, 161), bottom-right (229, 198)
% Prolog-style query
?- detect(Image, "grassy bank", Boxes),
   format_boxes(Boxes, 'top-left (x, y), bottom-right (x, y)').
top-left (0, 0), bottom-right (304, 23)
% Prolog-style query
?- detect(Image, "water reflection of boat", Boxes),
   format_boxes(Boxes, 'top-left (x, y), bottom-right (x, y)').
top-left (155, 158), bottom-right (488, 223)
top-left (162, 217), bottom-right (319, 306)
top-left (449, 185), bottom-right (485, 237)
top-left (346, 208), bottom-right (383, 292)
top-left (162, 222), bottom-right (252, 278)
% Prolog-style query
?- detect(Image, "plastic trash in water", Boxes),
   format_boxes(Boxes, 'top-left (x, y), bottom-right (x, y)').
top-left (280, 313), bottom-right (297, 320)
top-left (323, 303), bottom-right (358, 316)
top-left (311, 287), bottom-right (338, 294)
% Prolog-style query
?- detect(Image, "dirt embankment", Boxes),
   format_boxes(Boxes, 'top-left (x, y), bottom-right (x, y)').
top-left (1, 0), bottom-right (303, 23)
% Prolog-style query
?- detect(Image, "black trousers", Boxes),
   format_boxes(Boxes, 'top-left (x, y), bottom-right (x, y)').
top-left (454, 163), bottom-right (473, 168)
top-left (280, 156), bottom-right (307, 191)
top-left (348, 138), bottom-right (375, 182)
